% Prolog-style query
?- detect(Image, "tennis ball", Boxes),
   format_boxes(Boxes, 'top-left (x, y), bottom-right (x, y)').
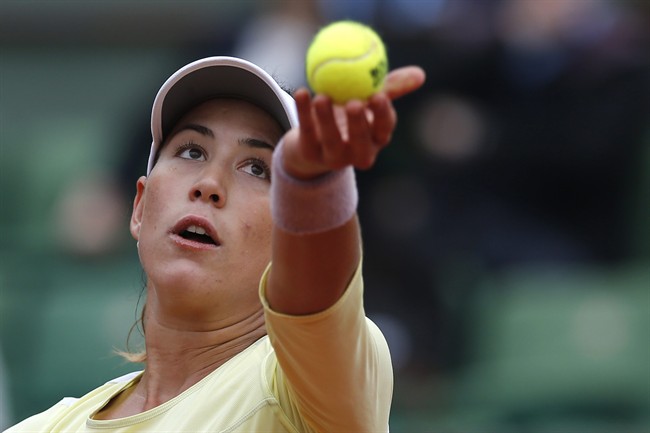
top-left (306, 21), bottom-right (388, 104)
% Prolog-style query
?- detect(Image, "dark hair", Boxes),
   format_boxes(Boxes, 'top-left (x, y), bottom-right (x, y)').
top-left (115, 272), bottom-right (147, 363)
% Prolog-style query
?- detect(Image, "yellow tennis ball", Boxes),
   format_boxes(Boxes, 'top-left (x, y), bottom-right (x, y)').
top-left (306, 21), bottom-right (388, 104)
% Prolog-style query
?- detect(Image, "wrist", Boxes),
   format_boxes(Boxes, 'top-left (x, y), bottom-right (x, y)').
top-left (271, 139), bottom-right (358, 235)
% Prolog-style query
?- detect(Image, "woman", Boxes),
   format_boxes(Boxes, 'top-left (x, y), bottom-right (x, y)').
top-left (7, 56), bottom-right (424, 432)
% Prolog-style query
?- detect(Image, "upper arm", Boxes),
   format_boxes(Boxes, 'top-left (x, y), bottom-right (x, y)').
top-left (261, 264), bottom-right (393, 433)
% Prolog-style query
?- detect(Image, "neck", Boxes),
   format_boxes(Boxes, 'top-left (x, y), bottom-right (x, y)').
top-left (137, 305), bottom-right (266, 409)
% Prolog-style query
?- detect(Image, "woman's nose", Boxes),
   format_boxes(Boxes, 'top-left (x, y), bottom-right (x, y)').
top-left (189, 175), bottom-right (226, 207)
top-left (192, 189), bottom-right (220, 203)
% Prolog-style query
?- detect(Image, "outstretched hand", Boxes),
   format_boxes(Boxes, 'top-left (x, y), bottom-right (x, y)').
top-left (280, 66), bottom-right (426, 179)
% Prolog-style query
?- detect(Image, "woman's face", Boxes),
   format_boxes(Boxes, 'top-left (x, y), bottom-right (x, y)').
top-left (130, 98), bottom-right (283, 327)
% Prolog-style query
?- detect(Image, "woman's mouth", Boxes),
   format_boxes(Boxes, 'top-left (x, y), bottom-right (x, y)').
top-left (172, 217), bottom-right (221, 249)
top-left (179, 225), bottom-right (218, 245)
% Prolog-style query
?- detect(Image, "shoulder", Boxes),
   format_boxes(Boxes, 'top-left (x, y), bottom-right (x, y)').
top-left (4, 397), bottom-right (76, 433)
top-left (5, 372), bottom-right (143, 433)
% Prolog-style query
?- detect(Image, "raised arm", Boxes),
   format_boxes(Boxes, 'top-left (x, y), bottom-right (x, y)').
top-left (267, 66), bottom-right (426, 315)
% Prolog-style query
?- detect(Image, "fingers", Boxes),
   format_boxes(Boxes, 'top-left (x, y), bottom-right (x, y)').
top-left (294, 88), bottom-right (321, 162)
top-left (313, 94), bottom-right (344, 164)
top-left (346, 100), bottom-right (375, 169)
top-left (294, 89), bottom-right (350, 171)
top-left (293, 91), bottom-right (394, 170)
top-left (368, 93), bottom-right (396, 147)
top-left (383, 66), bottom-right (426, 101)
top-left (290, 67), bottom-right (423, 173)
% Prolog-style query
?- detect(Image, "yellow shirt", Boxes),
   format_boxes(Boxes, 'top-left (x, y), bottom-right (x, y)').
top-left (5, 262), bottom-right (393, 433)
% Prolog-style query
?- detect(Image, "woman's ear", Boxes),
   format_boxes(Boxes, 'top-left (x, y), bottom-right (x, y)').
top-left (130, 176), bottom-right (147, 241)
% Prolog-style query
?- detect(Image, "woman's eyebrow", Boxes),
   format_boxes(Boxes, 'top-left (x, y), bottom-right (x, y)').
top-left (239, 137), bottom-right (275, 151)
top-left (175, 123), bottom-right (215, 138)
top-left (172, 124), bottom-right (274, 150)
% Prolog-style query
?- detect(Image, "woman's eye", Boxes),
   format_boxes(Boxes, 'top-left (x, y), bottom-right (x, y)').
top-left (178, 146), bottom-right (205, 161)
top-left (241, 159), bottom-right (271, 180)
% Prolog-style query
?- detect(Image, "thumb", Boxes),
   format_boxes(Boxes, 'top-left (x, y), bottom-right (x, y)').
top-left (383, 66), bottom-right (426, 101)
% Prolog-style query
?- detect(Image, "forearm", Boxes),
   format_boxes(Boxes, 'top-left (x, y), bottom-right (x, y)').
top-left (268, 217), bottom-right (360, 315)
top-left (266, 67), bottom-right (425, 316)
top-left (266, 139), bottom-right (361, 315)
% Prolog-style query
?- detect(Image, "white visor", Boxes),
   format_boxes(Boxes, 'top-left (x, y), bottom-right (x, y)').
top-left (148, 56), bottom-right (298, 174)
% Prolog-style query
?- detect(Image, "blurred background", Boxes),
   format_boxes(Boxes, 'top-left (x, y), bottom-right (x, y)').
top-left (1, 0), bottom-right (648, 431)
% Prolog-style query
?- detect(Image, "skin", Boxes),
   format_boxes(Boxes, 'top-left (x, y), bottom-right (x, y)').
top-left (95, 66), bottom-right (425, 419)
